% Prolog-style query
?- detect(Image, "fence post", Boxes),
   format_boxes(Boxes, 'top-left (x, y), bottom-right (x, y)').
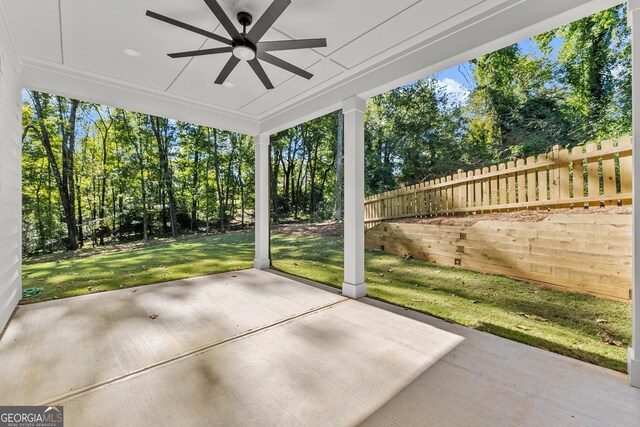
top-left (550, 145), bottom-right (561, 205)
top-left (602, 140), bottom-right (617, 205)
top-left (558, 148), bottom-right (570, 207)
top-left (571, 146), bottom-right (586, 207)
top-left (516, 159), bottom-right (526, 205)
top-left (474, 169), bottom-right (482, 210)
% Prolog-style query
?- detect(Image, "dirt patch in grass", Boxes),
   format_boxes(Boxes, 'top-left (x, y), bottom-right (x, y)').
top-left (393, 206), bottom-right (631, 227)
top-left (272, 221), bottom-right (343, 237)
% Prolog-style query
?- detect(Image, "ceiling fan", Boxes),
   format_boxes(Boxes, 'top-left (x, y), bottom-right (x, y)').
top-left (146, 0), bottom-right (327, 90)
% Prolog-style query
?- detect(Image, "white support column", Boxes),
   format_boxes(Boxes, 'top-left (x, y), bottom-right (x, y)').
top-left (254, 134), bottom-right (271, 270)
top-left (629, 0), bottom-right (640, 388)
top-left (342, 96), bottom-right (367, 299)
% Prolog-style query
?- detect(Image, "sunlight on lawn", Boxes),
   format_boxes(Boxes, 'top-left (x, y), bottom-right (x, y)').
top-left (22, 231), bottom-right (632, 373)
top-left (270, 233), bottom-right (632, 374)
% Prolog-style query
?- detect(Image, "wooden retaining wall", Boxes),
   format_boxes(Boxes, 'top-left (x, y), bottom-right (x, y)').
top-left (365, 214), bottom-right (632, 301)
top-left (364, 137), bottom-right (632, 229)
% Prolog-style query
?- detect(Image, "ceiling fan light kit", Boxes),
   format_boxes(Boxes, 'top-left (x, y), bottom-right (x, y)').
top-left (232, 45), bottom-right (256, 61)
top-left (146, 0), bottom-right (327, 90)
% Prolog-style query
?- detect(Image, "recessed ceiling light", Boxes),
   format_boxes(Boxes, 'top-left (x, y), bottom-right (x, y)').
top-left (222, 82), bottom-right (235, 88)
top-left (123, 48), bottom-right (142, 58)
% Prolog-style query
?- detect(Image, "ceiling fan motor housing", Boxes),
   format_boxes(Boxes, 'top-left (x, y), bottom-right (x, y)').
top-left (232, 12), bottom-right (257, 61)
top-left (237, 11), bottom-right (253, 29)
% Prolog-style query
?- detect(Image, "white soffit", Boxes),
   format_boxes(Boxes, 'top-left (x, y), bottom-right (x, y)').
top-left (0, 0), bottom-right (624, 134)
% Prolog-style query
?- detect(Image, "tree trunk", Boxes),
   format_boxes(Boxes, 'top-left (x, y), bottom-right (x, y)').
top-left (36, 161), bottom-right (46, 252)
top-left (204, 134), bottom-right (212, 233)
top-left (111, 183), bottom-right (117, 237)
top-left (310, 146), bottom-right (319, 216)
top-left (140, 155), bottom-right (148, 241)
top-left (335, 110), bottom-right (344, 220)
top-left (191, 149), bottom-right (199, 231)
top-left (212, 129), bottom-right (226, 233)
top-left (238, 160), bottom-right (245, 226)
top-left (271, 147), bottom-right (281, 224)
top-left (76, 172), bottom-right (84, 247)
top-left (99, 133), bottom-right (107, 245)
top-left (94, 106), bottom-right (114, 245)
top-left (30, 91), bottom-right (79, 250)
top-left (150, 116), bottom-right (179, 238)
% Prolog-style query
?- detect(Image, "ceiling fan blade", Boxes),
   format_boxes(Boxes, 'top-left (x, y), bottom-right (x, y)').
top-left (246, 0), bottom-right (291, 45)
top-left (168, 47), bottom-right (233, 59)
top-left (258, 39), bottom-right (327, 52)
top-left (214, 56), bottom-right (241, 85)
top-left (202, 0), bottom-right (242, 41)
top-left (146, 10), bottom-right (232, 46)
top-left (248, 59), bottom-right (274, 90)
top-left (258, 52), bottom-right (313, 80)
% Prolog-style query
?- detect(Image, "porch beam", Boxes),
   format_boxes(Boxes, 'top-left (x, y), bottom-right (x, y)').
top-left (629, 0), bottom-right (640, 389)
top-left (342, 96), bottom-right (367, 299)
top-left (254, 133), bottom-right (271, 270)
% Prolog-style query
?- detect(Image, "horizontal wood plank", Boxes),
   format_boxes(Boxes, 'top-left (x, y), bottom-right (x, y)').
top-left (365, 214), bottom-right (631, 300)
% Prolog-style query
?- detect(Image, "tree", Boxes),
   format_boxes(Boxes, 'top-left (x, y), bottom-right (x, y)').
top-left (535, 4), bottom-right (630, 140)
top-left (149, 116), bottom-right (179, 238)
top-left (93, 106), bottom-right (115, 245)
top-left (27, 91), bottom-right (80, 250)
top-left (117, 110), bottom-right (150, 240)
top-left (335, 110), bottom-right (344, 220)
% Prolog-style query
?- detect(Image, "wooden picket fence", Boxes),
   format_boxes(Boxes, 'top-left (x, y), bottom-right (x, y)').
top-left (364, 136), bottom-right (632, 228)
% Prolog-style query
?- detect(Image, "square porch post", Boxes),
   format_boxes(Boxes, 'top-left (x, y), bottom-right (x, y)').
top-left (629, 0), bottom-right (640, 388)
top-left (342, 96), bottom-right (367, 299)
top-left (254, 133), bottom-right (271, 270)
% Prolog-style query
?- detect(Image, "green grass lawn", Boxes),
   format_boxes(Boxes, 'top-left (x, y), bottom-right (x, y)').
top-left (22, 233), bottom-right (255, 302)
top-left (22, 231), bottom-right (631, 373)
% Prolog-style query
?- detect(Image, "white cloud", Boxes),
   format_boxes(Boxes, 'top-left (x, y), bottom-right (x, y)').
top-left (438, 78), bottom-right (470, 105)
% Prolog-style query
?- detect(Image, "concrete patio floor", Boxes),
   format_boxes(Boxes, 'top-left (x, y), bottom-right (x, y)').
top-left (0, 269), bottom-right (638, 426)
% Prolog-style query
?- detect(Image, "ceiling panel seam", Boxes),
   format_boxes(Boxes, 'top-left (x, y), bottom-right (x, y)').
top-left (237, 58), bottom-right (323, 111)
top-left (326, 0), bottom-right (422, 59)
top-left (340, 0), bottom-right (488, 71)
top-left (254, 68), bottom-right (347, 117)
top-left (259, 0), bottom-right (524, 121)
top-left (165, 24), bottom-right (222, 92)
top-left (269, 27), bottom-right (329, 59)
top-left (329, 59), bottom-right (348, 71)
top-left (57, 0), bottom-right (64, 64)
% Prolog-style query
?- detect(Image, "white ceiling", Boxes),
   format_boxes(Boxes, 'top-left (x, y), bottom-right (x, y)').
top-left (0, 0), bottom-right (622, 134)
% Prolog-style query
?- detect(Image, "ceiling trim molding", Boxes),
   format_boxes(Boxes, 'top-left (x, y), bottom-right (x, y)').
top-left (20, 58), bottom-right (260, 134)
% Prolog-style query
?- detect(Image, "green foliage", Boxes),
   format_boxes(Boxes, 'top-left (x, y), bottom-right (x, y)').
top-left (22, 95), bottom-right (255, 253)
top-left (270, 112), bottom-right (339, 222)
top-left (22, 4), bottom-right (631, 249)
top-left (368, 3), bottom-right (629, 182)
